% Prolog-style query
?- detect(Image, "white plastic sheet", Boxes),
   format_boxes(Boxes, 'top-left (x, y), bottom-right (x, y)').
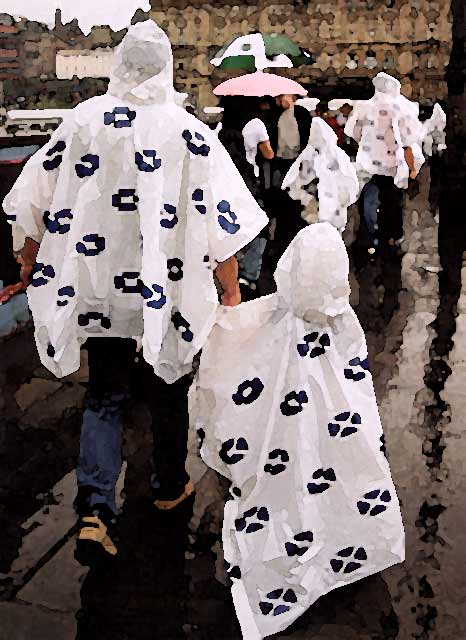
top-left (4, 21), bottom-right (267, 381)
top-left (423, 103), bottom-right (447, 157)
top-left (282, 118), bottom-right (360, 233)
top-left (191, 222), bottom-right (405, 639)
top-left (344, 72), bottom-right (425, 190)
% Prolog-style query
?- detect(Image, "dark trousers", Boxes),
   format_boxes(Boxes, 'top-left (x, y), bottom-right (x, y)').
top-left (77, 338), bottom-right (191, 514)
top-left (263, 158), bottom-right (307, 273)
top-left (353, 175), bottom-right (405, 323)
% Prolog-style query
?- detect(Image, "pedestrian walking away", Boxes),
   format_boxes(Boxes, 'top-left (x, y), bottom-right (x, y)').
top-left (3, 19), bottom-right (268, 565)
top-left (192, 223), bottom-right (405, 640)
top-left (218, 96), bottom-right (275, 299)
top-left (264, 93), bottom-right (312, 272)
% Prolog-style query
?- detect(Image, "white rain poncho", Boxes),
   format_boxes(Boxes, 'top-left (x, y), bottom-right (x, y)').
top-left (344, 72), bottom-right (425, 190)
top-left (281, 118), bottom-right (359, 233)
top-left (3, 20), bottom-right (268, 382)
top-left (191, 222), bottom-right (405, 640)
top-left (422, 103), bottom-right (447, 157)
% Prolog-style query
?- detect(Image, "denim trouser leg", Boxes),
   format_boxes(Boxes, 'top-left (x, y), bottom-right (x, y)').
top-left (77, 398), bottom-right (124, 514)
top-left (362, 181), bottom-right (380, 243)
top-left (76, 338), bottom-right (136, 515)
top-left (238, 237), bottom-right (267, 283)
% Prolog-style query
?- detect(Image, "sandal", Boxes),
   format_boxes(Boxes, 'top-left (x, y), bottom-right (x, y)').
top-left (154, 480), bottom-right (195, 511)
top-left (75, 513), bottom-right (118, 566)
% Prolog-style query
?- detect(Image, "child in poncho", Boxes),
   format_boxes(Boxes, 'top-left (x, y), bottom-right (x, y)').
top-left (190, 222), bottom-right (405, 639)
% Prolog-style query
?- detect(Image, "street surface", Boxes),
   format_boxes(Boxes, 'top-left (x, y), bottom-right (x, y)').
top-left (0, 164), bottom-right (464, 640)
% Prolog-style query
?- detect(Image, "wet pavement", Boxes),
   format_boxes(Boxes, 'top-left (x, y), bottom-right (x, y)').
top-left (0, 163), bottom-right (465, 639)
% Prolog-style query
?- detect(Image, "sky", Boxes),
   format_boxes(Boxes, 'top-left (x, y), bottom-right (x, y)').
top-left (0, 0), bottom-right (150, 35)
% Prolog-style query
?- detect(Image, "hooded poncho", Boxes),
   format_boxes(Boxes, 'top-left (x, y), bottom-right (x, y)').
top-left (344, 72), bottom-right (425, 189)
top-left (422, 103), bottom-right (447, 157)
top-left (190, 222), bottom-right (405, 639)
top-left (281, 117), bottom-right (360, 233)
top-left (4, 21), bottom-right (268, 382)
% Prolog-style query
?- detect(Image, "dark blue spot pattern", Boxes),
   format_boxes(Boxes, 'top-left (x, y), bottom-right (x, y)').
top-left (78, 312), bottom-right (111, 329)
top-left (6, 213), bottom-right (16, 222)
top-left (285, 531), bottom-right (314, 557)
top-left (357, 489), bottom-right (392, 516)
top-left (224, 561), bottom-right (242, 581)
top-left (160, 204), bottom-right (178, 229)
top-left (344, 357), bottom-right (370, 382)
top-left (43, 209), bottom-right (73, 234)
top-left (259, 588), bottom-right (298, 617)
top-left (172, 311), bottom-right (194, 342)
top-left (192, 189), bottom-right (206, 214)
top-left (135, 150), bottom-right (162, 172)
top-left (264, 449), bottom-right (289, 476)
top-left (31, 263), bottom-right (55, 287)
top-left (219, 437), bottom-right (248, 465)
top-left (114, 272), bottom-right (141, 294)
top-left (307, 467), bottom-right (336, 494)
top-left (43, 140), bottom-right (66, 171)
top-left (75, 154), bottom-right (99, 178)
top-left (182, 129), bottom-right (210, 156)
top-left (112, 189), bottom-right (139, 212)
top-left (167, 258), bottom-right (183, 282)
top-left (217, 200), bottom-right (240, 235)
top-left (76, 234), bottom-right (106, 257)
top-left (297, 332), bottom-right (331, 358)
top-left (235, 506), bottom-right (269, 534)
top-left (140, 283), bottom-right (167, 309)
top-left (57, 286), bottom-right (75, 307)
top-left (328, 412), bottom-right (361, 438)
top-left (330, 546), bottom-right (367, 574)
top-left (232, 378), bottom-right (264, 406)
top-left (280, 390), bottom-right (308, 416)
top-left (104, 106), bottom-right (136, 128)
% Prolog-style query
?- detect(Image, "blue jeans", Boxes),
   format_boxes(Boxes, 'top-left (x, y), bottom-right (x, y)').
top-left (77, 338), bottom-right (191, 515)
top-left (362, 181), bottom-right (380, 243)
top-left (238, 237), bottom-right (267, 282)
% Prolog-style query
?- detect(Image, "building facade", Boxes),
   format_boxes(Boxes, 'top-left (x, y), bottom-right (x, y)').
top-left (0, 0), bottom-right (453, 120)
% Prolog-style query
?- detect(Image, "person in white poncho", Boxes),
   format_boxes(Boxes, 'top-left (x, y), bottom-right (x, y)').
top-left (2, 20), bottom-right (268, 564)
top-left (281, 116), bottom-right (360, 234)
top-left (344, 72), bottom-right (425, 255)
top-left (191, 222), bottom-right (405, 640)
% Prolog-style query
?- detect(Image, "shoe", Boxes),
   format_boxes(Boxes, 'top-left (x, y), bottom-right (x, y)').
top-left (153, 479), bottom-right (195, 511)
top-left (75, 505), bottom-right (118, 566)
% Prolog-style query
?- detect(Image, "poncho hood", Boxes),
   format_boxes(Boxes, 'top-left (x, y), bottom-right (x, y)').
top-left (372, 72), bottom-right (401, 97)
top-left (274, 223), bottom-right (351, 322)
top-left (281, 118), bottom-right (359, 232)
top-left (107, 20), bottom-right (187, 106)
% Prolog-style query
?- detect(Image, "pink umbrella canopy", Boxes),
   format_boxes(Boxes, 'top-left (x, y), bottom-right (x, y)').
top-left (213, 71), bottom-right (307, 97)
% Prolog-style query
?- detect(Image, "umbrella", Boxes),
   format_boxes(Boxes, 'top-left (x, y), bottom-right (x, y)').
top-left (213, 71), bottom-right (307, 98)
top-left (211, 32), bottom-right (314, 72)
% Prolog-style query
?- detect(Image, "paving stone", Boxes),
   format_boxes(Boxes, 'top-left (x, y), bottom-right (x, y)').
top-left (0, 601), bottom-right (76, 640)
top-left (15, 378), bottom-right (62, 411)
top-left (21, 384), bottom-right (85, 428)
top-left (18, 539), bottom-right (86, 613)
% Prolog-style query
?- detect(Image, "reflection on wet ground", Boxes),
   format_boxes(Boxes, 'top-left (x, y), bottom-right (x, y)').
top-left (1, 164), bottom-right (465, 639)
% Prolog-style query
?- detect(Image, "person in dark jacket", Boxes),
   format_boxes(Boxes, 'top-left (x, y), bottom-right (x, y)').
top-left (264, 94), bottom-right (312, 273)
top-left (218, 97), bottom-right (275, 299)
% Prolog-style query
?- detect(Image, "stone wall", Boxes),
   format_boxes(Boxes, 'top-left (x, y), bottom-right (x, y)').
top-left (0, 0), bottom-right (453, 114)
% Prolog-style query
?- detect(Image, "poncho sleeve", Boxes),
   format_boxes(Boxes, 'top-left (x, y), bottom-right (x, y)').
top-left (3, 115), bottom-right (77, 252)
top-left (203, 137), bottom-right (268, 263)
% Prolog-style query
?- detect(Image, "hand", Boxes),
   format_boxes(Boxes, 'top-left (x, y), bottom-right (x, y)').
top-left (0, 281), bottom-right (26, 304)
top-left (409, 169), bottom-right (418, 180)
top-left (17, 256), bottom-right (34, 288)
top-left (221, 287), bottom-right (241, 307)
